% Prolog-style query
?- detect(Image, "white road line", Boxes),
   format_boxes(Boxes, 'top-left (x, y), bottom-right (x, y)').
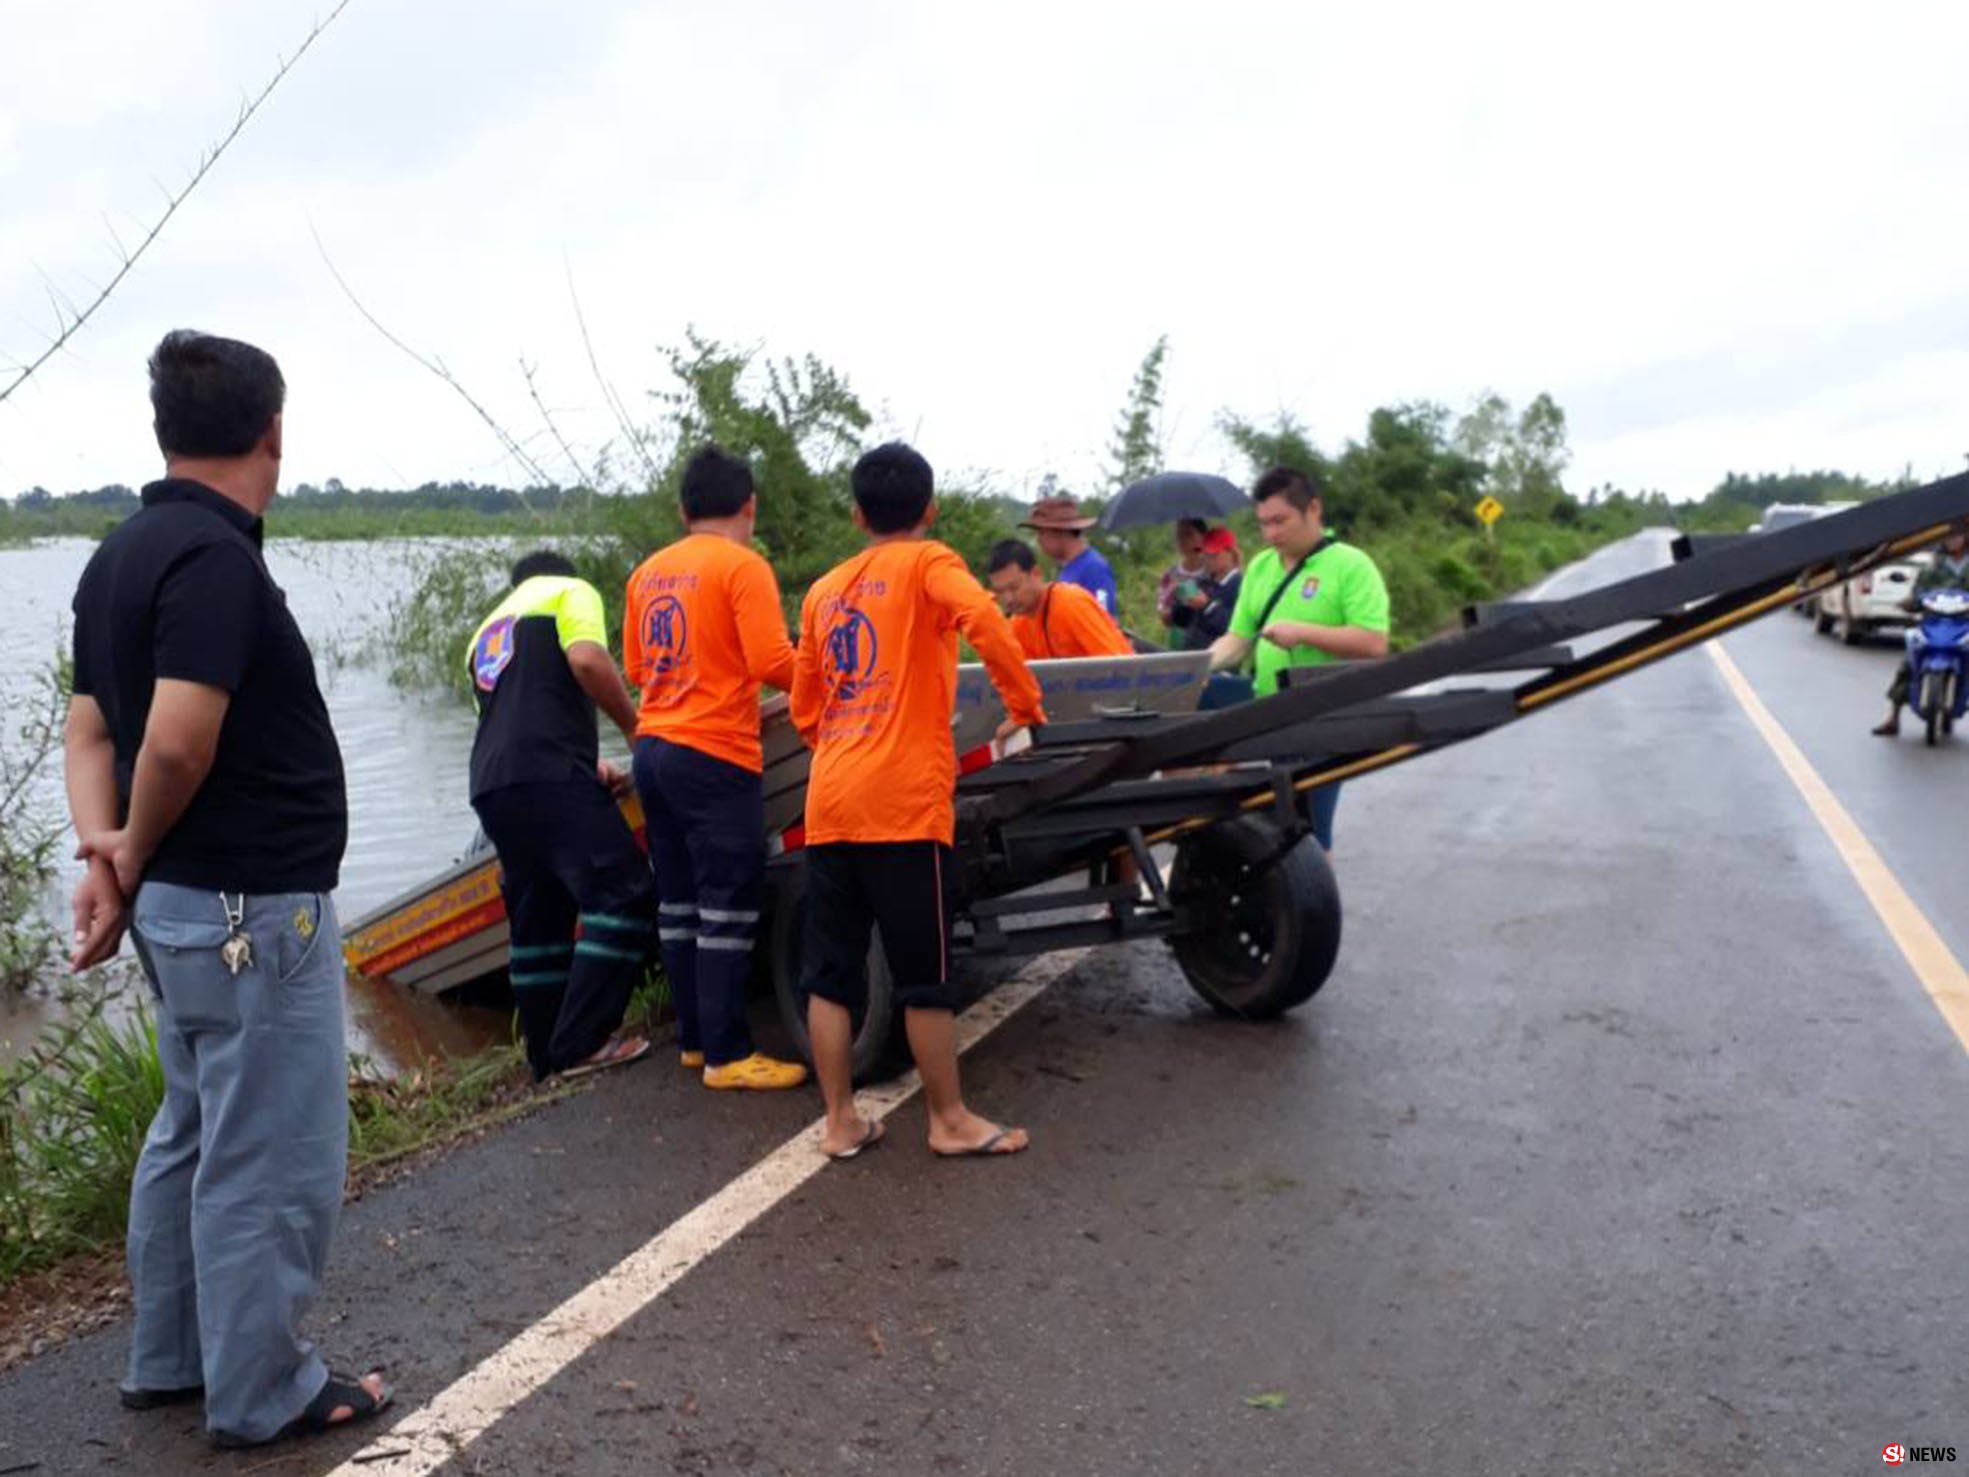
top-left (1709, 643), bottom-right (1969, 1052)
top-left (325, 948), bottom-right (1091, 1477)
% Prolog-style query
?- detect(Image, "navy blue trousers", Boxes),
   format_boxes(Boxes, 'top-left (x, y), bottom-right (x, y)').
top-left (631, 737), bottom-right (765, 1066)
top-left (473, 780), bottom-right (657, 1080)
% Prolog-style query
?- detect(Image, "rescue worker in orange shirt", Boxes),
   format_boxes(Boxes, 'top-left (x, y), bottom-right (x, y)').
top-left (791, 442), bottom-right (1046, 1161)
top-left (625, 446), bottom-right (808, 1091)
top-left (985, 538), bottom-right (1133, 660)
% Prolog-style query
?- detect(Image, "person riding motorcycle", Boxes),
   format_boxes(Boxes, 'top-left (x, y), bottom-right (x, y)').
top-left (1872, 520), bottom-right (1969, 737)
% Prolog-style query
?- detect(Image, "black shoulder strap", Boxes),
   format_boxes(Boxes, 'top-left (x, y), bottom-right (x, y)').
top-left (1254, 536), bottom-right (1334, 635)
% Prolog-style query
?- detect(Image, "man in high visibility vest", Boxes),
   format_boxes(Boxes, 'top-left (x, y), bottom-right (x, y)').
top-left (467, 551), bottom-right (654, 1082)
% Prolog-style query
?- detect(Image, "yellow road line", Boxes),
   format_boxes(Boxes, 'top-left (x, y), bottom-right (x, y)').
top-left (1708, 642), bottom-right (1969, 1052)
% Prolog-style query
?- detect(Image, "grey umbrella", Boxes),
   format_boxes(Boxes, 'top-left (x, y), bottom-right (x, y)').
top-left (1099, 471), bottom-right (1249, 530)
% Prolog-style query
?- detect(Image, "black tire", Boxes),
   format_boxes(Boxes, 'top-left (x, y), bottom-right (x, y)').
top-left (1167, 815), bottom-right (1342, 1018)
top-left (1839, 612), bottom-right (1862, 646)
top-left (1923, 673), bottom-right (1945, 748)
top-left (1814, 603), bottom-right (1834, 635)
top-left (765, 863), bottom-right (909, 1083)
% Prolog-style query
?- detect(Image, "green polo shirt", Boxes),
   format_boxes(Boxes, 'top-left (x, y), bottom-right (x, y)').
top-left (1229, 539), bottom-right (1391, 695)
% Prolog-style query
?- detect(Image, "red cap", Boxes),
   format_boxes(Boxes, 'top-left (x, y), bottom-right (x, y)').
top-left (1202, 527), bottom-right (1238, 553)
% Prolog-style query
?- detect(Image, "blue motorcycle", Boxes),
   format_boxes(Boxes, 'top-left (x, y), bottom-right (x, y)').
top-left (1906, 587), bottom-right (1969, 746)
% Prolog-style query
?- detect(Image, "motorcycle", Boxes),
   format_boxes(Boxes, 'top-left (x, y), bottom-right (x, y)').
top-left (1905, 587), bottom-right (1969, 747)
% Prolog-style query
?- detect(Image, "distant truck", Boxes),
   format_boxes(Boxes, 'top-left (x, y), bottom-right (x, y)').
top-left (1756, 502), bottom-right (1834, 535)
top-left (1750, 501), bottom-right (1874, 627)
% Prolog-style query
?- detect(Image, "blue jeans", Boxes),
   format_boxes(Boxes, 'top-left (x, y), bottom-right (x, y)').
top-left (632, 737), bottom-right (766, 1066)
top-left (125, 881), bottom-right (347, 1443)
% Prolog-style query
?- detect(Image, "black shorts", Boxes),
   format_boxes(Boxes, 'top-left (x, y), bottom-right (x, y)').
top-left (801, 842), bottom-right (959, 1012)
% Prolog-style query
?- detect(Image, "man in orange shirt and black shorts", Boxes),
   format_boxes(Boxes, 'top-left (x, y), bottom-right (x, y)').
top-left (985, 537), bottom-right (1132, 660)
top-left (792, 443), bottom-right (1046, 1161)
top-left (625, 446), bottom-right (808, 1091)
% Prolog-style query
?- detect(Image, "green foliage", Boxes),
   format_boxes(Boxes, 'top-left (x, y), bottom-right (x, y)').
top-left (0, 989), bottom-right (165, 1282)
top-left (1104, 335), bottom-right (1168, 493)
top-left (0, 987), bottom-right (553, 1288)
top-left (381, 333), bottom-right (1021, 697)
top-left (1212, 391), bottom-right (1666, 646)
top-left (344, 1044), bottom-right (530, 1169)
top-left (381, 541), bottom-right (524, 695)
top-left (0, 662), bottom-right (69, 992)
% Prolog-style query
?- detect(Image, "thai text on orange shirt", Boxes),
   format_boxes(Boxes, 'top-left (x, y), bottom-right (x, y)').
top-left (792, 539), bottom-right (1046, 846)
top-left (624, 533), bottom-right (796, 773)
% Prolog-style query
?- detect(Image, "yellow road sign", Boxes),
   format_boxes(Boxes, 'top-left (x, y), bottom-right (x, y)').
top-left (1475, 495), bottom-right (1505, 527)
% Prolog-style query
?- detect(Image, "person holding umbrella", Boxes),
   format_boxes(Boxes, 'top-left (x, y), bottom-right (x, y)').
top-left (1021, 494), bottom-right (1120, 619)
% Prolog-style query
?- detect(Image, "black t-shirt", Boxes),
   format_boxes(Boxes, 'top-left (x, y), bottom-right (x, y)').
top-left (70, 479), bottom-right (347, 893)
top-left (465, 575), bottom-right (606, 800)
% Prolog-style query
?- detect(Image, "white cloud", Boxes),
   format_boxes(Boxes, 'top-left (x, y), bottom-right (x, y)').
top-left (2, 0), bottom-right (1966, 502)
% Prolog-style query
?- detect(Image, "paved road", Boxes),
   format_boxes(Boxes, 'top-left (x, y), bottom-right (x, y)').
top-left (4, 533), bottom-right (1965, 1475)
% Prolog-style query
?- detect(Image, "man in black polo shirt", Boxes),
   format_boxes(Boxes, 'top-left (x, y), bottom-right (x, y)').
top-left (63, 330), bottom-right (389, 1448)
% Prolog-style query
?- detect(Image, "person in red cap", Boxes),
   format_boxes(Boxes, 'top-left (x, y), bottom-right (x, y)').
top-left (1020, 494), bottom-right (1120, 620)
top-left (1169, 527), bottom-right (1243, 650)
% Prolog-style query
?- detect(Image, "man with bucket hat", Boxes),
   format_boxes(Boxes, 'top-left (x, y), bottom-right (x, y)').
top-left (1021, 493), bottom-right (1120, 621)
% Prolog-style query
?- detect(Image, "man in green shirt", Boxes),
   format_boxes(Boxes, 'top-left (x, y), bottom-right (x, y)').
top-left (1209, 466), bottom-right (1391, 850)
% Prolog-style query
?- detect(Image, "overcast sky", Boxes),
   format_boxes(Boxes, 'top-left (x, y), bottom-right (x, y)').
top-left (3, 0), bottom-right (1966, 504)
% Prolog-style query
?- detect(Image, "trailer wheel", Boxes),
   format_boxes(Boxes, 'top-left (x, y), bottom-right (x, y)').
top-left (1168, 815), bottom-right (1341, 1018)
top-left (765, 865), bottom-right (909, 1082)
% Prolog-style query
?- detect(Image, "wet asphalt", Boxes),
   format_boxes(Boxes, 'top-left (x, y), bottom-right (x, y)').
top-left (2, 534), bottom-right (1965, 1476)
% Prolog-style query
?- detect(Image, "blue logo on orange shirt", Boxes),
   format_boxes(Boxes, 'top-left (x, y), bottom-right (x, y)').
top-left (641, 594), bottom-right (689, 677)
top-left (472, 615), bottom-right (516, 692)
top-left (824, 606), bottom-right (879, 701)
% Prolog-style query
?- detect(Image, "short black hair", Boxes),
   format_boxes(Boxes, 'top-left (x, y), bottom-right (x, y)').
top-left (679, 444), bottom-right (754, 521)
top-left (511, 549), bottom-right (577, 585)
top-left (1177, 517), bottom-right (1209, 538)
top-left (852, 441), bottom-right (934, 535)
top-left (148, 329), bottom-right (286, 459)
top-left (1253, 466), bottom-right (1322, 513)
top-left (987, 538), bottom-right (1038, 575)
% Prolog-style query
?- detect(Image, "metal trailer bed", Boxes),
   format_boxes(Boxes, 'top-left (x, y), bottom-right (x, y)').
top-left (761, 474), bottom-right (1969, 1077)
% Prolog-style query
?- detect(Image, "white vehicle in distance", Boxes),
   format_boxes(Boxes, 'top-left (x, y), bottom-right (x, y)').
top-left (1758, 501), bottom-right (1855, 617)
top-left (1815, 548), bottom-right (1933, 644)
top-left (1757, 502), bottom-right (1834, 535)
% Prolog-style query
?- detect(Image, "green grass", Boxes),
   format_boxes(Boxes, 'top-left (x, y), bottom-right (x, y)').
top-left (0, 997), bottom-right (165, 1282)
top-left (0, 962), bottom-right (676, 1292)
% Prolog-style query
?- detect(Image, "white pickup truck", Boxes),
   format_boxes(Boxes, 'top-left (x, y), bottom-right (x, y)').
top-left (1813, 551), bottom-right (1929, 644)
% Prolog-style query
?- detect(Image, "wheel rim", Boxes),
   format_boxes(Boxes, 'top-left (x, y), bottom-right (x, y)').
top-left (1173, 840), bottom-right (1282, 997)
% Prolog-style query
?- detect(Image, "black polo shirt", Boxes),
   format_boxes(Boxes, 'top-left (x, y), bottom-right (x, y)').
top-left (70, 478), bottom-right (347, 893)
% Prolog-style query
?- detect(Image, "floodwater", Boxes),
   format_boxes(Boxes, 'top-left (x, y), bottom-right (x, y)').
top-left (0, 536), bottom-right (516, 1073)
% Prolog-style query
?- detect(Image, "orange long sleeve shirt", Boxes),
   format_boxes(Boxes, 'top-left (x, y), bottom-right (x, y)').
top-left (1010, 579), bottom-right (1132, 661)
top-left (624, 532), bottom-right (796, 774)
top-left (792, 538), bottom-right (1046, 846)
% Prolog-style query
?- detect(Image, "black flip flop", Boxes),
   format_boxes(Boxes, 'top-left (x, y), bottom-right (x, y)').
top-left (211, 1368), bottom-right (393, 1450)
top-left (120, 1383), bottom-right (203, 1411)
top-left (932, 1128), bottom-right (1028, 1159)
top-left (825, 1118), bottom-right (885, 1161)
